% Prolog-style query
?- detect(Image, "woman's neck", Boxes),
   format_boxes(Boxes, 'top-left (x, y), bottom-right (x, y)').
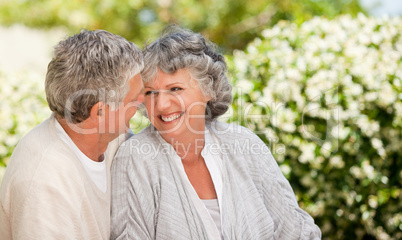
top-left (162, 130), bottom-right (206, 164)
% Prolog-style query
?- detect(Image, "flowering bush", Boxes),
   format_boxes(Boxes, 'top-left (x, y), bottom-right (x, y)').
top-left (227, 14), bottom-right (401, 239)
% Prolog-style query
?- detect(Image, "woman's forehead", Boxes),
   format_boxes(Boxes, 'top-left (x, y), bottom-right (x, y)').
top-left (145, 69), bottom-right (192, 87)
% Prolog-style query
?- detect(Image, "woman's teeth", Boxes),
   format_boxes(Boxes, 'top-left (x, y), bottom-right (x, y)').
top-left (161, 113), bottom-right (183, 122)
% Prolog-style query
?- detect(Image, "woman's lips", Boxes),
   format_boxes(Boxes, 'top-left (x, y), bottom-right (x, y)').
top-left (159, 112), bottom-right (184, 122)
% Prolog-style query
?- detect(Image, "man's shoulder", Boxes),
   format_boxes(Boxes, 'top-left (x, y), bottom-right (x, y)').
top-left (10, 116), bottom-right (66, 162)
top-left (9, 117), bottom-right (55, 165)
top-left (17, 116), bottom-right (53, 145)
top-left (2, 116), bottom-right (83, 190)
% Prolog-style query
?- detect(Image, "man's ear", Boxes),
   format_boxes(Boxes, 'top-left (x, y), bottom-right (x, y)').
top-left (89, 102), bottom-right (105, 123)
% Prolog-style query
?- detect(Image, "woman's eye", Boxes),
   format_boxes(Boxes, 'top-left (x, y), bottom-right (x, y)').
top-left (145, 90), bottom-right (158, 96)
top-left (170, 87), bottom-right (183, 92)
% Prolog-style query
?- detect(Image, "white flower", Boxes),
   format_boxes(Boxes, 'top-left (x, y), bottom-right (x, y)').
top-left (371, 138), bottom-right (383, 150)
top-left (296, 57), bottom-right (307, 72)
top-left (320, 142), bottom-right (332, 157)
top-left (362, 160), bottom-right (376, 180)
top-left (280, 164), bottom-right (291, 176)
top-left (350, 166), bottom-right (363, 179)
top-left (393, 77), bottom-right (401, 88)
top-left (236, 79), bottom-right (254, 93)
top-left (329, 155), bottom-right (345, 168)
top-left (377, 82), bottom-right (397, 107)
top-left (394, 102), bottom-right (402, 117)
top-left (246, 45), bottom-right (258, 54)
top-left (286, 68), bottom-right (302, 82)
top-left (298, 143), bottom-right (316, 163)
top-left (344, 83), bottom-right (363, 96)
top-left (356, 115), bottom-right (379, 137)
top-left (364, 92), bottom-right (378, 102)
top-left (233, 51), bottom-right (249, 74)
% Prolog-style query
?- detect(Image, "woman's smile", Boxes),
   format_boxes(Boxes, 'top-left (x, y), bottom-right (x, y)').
top-left (160, 112), bottom-right (184, 123)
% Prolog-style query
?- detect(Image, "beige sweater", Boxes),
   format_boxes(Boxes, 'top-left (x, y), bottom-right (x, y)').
top-left (0, 114), bottom-right (129, 239)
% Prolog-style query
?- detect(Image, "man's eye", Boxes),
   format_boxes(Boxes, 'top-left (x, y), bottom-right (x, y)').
top-left (170, 87), bottom-right (183, 91)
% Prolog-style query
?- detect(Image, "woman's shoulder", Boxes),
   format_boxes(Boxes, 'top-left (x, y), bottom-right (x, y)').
top-left (114, 125), bottom-right (173, 168)
top-left (119, 126), bottom-right (158, 148)
top-left (207, 121), bottom-right (261, 143)
top-left (114, 126), bottom-right (158, 161)
top-left (207, 121), bottom-right (272, 166)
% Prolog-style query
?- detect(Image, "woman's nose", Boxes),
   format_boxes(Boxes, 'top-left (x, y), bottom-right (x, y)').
top-left (155, 91), bottom-right (172, 111)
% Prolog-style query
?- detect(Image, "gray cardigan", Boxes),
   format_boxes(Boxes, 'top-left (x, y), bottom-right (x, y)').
top-left (110, 121), bottom-right (321, 240)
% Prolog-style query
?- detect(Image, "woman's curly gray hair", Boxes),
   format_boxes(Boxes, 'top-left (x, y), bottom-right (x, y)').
top-left (45, 29), bottom-right (143, 123)
top-left (142, 27), bottom-right (232, 120)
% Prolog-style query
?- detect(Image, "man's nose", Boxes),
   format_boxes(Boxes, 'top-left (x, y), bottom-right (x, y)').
top-left (136, 94), bottom-right (144, 105)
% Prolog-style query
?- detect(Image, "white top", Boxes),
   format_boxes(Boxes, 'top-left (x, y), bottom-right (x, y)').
top-left (55, 118), bottom-right (107, 193)
top-left (201, 199), bottom-right (222, 239)
top-left (171, 129), bottom-right (224, 239)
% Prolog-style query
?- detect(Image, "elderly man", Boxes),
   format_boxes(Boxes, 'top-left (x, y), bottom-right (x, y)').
top-left (0, 30), bottom-right (144, 239)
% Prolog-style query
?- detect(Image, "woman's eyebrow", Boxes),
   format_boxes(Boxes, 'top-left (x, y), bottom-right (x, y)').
top-left (166, 82), bottom-right (185, 87)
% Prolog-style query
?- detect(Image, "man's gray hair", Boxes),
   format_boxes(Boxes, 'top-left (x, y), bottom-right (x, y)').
top-left (45, 29), bottom-right (143, 123)
top-left (142, 27), bottom-right (232, 120)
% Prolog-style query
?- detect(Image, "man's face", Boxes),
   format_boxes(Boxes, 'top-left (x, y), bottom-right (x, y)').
top-left (103, 73), bottom-right (144, 138)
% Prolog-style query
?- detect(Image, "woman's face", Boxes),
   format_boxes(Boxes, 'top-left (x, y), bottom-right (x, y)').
top-left (144, 68), bottom-right (210, 139)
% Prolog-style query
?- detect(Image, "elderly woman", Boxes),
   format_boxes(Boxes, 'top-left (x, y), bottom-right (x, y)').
top-left (110, 28), bottom-right (321, 239)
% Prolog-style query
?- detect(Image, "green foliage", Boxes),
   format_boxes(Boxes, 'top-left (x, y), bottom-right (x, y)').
top-left (0, 0), bottom-right (365, 51)
top-left (227, 14), bottom-right (402, 239)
